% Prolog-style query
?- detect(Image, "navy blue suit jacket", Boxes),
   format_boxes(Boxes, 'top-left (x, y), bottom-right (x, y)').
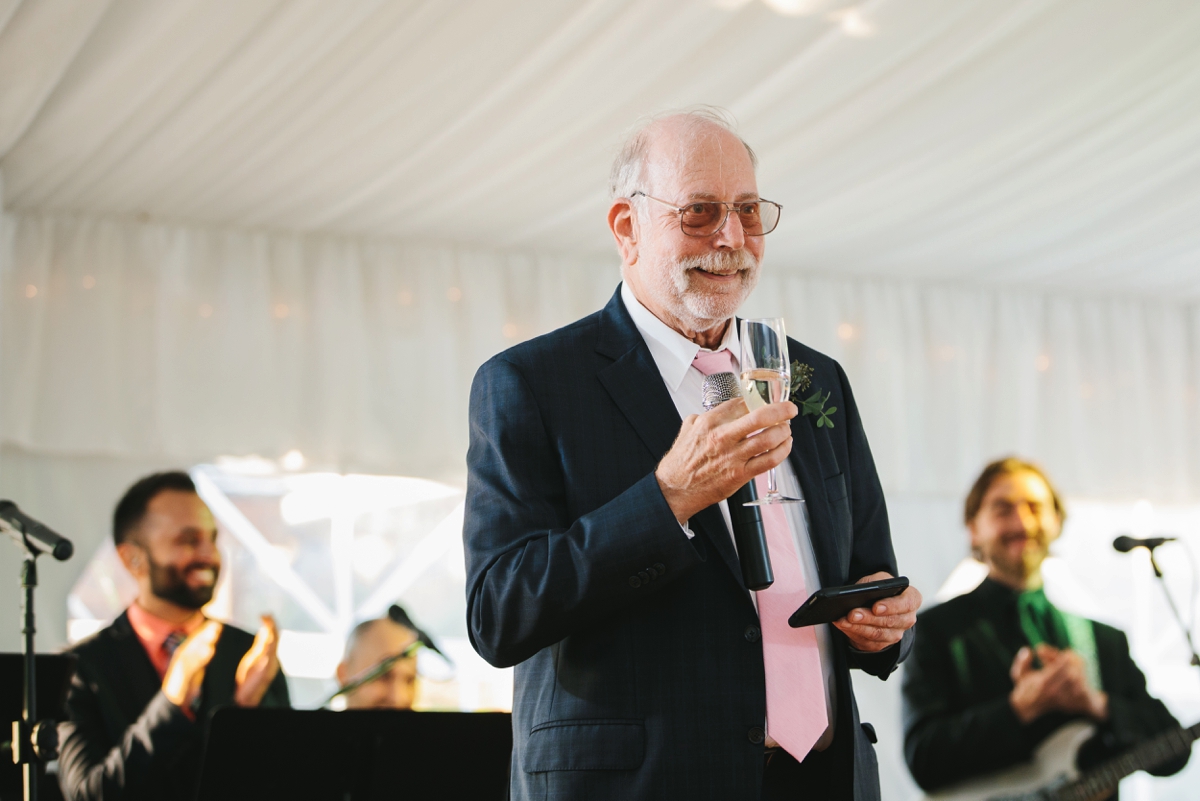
top-left (465, 286), bottom-right (912, 800)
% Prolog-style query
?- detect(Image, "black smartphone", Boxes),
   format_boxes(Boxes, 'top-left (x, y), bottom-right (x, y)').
top-left (787, 576), bottom-right (910, 628)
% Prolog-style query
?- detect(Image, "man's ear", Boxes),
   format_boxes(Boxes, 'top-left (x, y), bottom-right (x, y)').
top-left (335, 662), bottom-right (348, 687)
top-left (966, 521), bottom-right (983, 562)
top-left (608, 199), bottom-right (638, 266)
top-left (116, 542), bottom-right (146, 578)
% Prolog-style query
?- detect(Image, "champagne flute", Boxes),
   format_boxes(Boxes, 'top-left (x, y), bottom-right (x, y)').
top-left (740, 318), bottom-right (801, 505)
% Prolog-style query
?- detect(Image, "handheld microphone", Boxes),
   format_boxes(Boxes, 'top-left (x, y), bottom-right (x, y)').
top-left (701, 373), bottom-right (774, 591)
top-left (0, 501), bottom-right (74, 561)
top-left (1113, 535), bottom-right (1176, 553)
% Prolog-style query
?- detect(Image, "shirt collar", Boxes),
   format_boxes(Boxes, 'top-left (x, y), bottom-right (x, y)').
top-left (127, 601), bottom-right (205, 646)
top-left (620, 282), bottom-right (739, 393)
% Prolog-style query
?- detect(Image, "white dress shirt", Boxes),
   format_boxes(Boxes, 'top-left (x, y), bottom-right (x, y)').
top-left (620, 283), bottom-right (836, 747)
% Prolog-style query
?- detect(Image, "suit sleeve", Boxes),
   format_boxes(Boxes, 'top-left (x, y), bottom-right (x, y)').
top-left (901, 617), bottom-right (1037, 791)
top-left (464, 355), bottom-right (702, 668)
top-left (1095, 628), bottom-right (1189, 777)
top-left (832, 360), bottom-right (914, 678)
top-left (57, 669), bottom-right (196, 801)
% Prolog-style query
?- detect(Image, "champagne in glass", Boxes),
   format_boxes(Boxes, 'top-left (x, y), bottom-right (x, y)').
top-left (740, 318), bottom-right (801, 505)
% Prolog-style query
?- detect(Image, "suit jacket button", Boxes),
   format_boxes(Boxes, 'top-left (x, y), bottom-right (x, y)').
top-left (628, 576), bottom-right (642, 588)
top-left (638, 571), bottom-right (650, 583)
top-left (646, 567), bottom-right (659, 580)
top-left (653, 562), bottom-right (666, 574)
top-left (747, 727), bottom-right (765, 744)
top-left (744, 626), bottom-right (760, 642)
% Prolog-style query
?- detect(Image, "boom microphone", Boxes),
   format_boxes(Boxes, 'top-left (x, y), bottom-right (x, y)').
top-left (701, 373), bottom-right (774, 591)
top-left (388, 604), bottom-right (448, 660)
top-left (0, 501), bottom-right (73, 561)
top-left (1113, 535), bottom-right (1176, 553)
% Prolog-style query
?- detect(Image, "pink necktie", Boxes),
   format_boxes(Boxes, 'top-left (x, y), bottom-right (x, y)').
top-left (691, 349), bottom-right (828, 760)
top-left (754, 484), bottom-right (828, 758)
top-left (691, 348), bottom-right (735, 378)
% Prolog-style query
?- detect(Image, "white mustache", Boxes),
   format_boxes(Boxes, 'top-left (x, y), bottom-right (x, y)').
top-left (677, 249), bottom-right (758, 275)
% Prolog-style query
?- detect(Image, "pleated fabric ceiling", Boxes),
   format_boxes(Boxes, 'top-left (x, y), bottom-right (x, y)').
top-left (1, 0), bottom-right (1199, 298)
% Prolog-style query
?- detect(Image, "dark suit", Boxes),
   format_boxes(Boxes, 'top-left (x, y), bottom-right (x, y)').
top-left (57, 612), bottom-right (290, 801)
top-left (464, 286), bottom-right (912, 800)
top-left (902, 579), bottom-right (1187, 796)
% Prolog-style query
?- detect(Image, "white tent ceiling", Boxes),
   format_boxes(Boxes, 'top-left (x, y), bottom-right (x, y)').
top-left (1, 0), bottom-right (1198, 298)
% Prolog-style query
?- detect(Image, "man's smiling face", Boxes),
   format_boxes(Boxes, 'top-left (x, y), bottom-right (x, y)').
top-left (132, 490), bottom-right (222, 610)
top-left (623, 118), bottom-right (764, 339)
top-left (969, 470), bottom-right (1062, 589)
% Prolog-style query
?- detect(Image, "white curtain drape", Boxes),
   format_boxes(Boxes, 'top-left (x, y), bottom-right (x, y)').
top-left (2, 211), bottom-right (620, 479)
top-left (5, 210), bottom-right (1198, 497)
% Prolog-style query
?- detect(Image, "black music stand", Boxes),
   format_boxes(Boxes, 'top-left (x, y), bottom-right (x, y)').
top-left (0, 654), bottom-right (76, 801)
top-left (196, 708), bottom-right (512, 801)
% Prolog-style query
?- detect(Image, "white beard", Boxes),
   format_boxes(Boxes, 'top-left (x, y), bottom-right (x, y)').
top-left (665, 248), bottom-right (761, 330)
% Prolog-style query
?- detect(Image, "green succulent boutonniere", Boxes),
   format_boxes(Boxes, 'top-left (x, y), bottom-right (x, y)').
top-left (790, 360), bottom-right (838, 428)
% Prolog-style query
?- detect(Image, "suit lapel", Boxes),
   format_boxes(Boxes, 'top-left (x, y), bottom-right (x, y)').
top-left (109, 613), bottom-right (168, 718)
top-left (595, 288), bottom-right (747, 591)
top-left (596, 343), bottom-right (681, 464)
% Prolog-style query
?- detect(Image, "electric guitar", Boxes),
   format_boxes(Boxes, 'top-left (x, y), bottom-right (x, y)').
top-left (921, 719), bottom-right (1200, 801)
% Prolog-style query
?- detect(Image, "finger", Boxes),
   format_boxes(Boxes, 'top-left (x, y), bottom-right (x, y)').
top-left (1059, 649), bottom-right (1084, 668)
top-left (1035, 643), bottom-right (1060, 662)
top-left (857, 572), bottom-right (892, 584)
top-left (843, 610), bottom-right (916, 631)
top-left (1036, 661), bottom-right (1075, 690)
top-left (1011, 647), bottom-right (1033, 680)
top-left (873, 586), bottom-right (922, 616)
top-left (699, 397), bottom-right (750, 426)
top-left (1059, 660), bottom-right (1087, 686)
top-left (1040, 672), bottom-right (1074, 701)
top-left (734, 421), bottom-right (793, 460)
top-left (260, 617), bottom-right (281, 658)
top-left (742, 433), bottom-right (793, 477)
top-left (832, 619), bottom-right (904, 647)
top-left (722, 401), bottom-right (797, 441)
top-left (835, 611), bottom-right (913, 633)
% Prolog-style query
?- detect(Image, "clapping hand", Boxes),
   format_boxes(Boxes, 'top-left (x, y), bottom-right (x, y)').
top-left (162, 620), bottom-right (223, 710)
top-left (1009, 643), bottom-right (1108, 723)
top-left (235, 614), bottom-right (281, 708)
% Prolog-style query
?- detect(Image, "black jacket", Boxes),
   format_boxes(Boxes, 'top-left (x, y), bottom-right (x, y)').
top-left (57, 611), bottom-right (290, 801)
top-left (464, 286), bottom-right (912, 800)
top-left (902, 578), bottom-right (1187, 794)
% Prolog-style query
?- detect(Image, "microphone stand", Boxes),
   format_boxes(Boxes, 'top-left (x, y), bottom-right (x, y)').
top-left (1144, 545), bottom-right (1200, 679)
top-left (321, 641), bottom-right (423, 708)
top-left (6, 530), bottom-right (64, 801)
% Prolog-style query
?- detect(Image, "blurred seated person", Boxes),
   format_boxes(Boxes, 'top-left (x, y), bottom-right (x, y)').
top-left (902, 457), bottom-right (1187, 798)
top-left (58, 472), bottom-right (290, 801)
top-left (336, 610), bottom-right (421, 710)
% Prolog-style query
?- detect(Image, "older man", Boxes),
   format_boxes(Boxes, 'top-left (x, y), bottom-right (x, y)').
top-left (464, 109), bottom-right (919, 800)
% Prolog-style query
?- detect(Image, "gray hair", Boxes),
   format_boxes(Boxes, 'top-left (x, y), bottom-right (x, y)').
top-left (609, 106), bottom-right (759, 200)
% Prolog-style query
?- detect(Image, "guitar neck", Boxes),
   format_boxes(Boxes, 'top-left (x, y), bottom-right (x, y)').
top-left (1057, 722), bottom-right (1200, 800)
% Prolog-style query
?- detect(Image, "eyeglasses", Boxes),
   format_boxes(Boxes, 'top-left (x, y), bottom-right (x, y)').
top-left (631, 191), bottom-right (782, 237)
